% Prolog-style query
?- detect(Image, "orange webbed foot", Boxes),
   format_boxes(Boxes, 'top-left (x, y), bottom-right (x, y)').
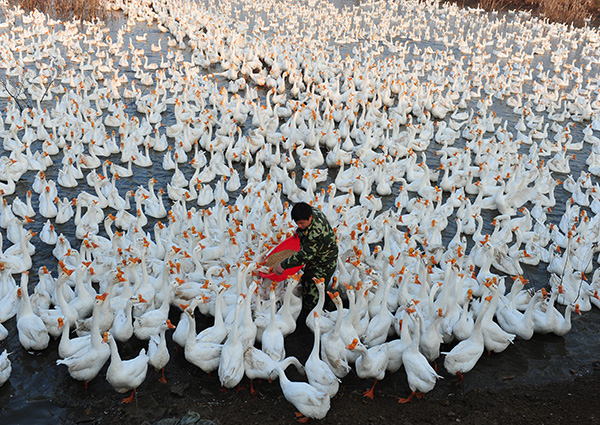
top-left (250, 380), bottom-right (259, 396)
top-left (398, 391), bottom-right (416, 404)
top-left (158, 368), bottom-right (167, 384)
top-left (295, 412), bottom-right (310, 423)
top-left (363, 379), bottom-right (377, 399)
top-left (122, 389), bottom-right (136, 403)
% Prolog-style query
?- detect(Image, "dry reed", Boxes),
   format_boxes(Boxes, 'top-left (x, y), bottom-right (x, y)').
top-left (7, 0), bottom-right (600, 26)
top-left (447, 0), bottom-right (598, 25)
top-left (7, 0), bottom-right (110, 22)
top-left (538, 0), bottom-right (592, 26)
top-left (479, 0), bottom-right (509, 12)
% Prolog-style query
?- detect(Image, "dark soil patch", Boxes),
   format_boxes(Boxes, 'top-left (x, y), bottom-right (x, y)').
top-left (54, 315), bottom-right (600, 425)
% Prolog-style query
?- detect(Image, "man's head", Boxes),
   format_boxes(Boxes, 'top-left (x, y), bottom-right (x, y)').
top-left (291, 202), bottom-right (313, 230)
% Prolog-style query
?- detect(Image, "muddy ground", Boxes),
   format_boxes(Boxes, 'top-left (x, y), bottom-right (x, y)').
top-left (53, 311), bottom-right (600, 425)
top-left (63, 362), bottom-right (600, 425)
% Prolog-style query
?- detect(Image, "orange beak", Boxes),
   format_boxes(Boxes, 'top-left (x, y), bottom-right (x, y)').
top-left (345, 338), bottom-right (358, 350)
top-left (96, 292), bottom-right (108, 301)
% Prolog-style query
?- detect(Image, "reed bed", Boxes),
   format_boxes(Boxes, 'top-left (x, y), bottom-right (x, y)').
top-left (7, 0), bottom-right (110, 22)
top-left (537, 0), bottom-right (593, 26)
top-left (451, 0), bottom-right (598, 26)
top-left (5, 0), bottom-right (600, 26)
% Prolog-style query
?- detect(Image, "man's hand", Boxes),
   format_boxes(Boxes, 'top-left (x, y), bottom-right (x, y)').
top-left (275, 264), bottom-right (284, 275)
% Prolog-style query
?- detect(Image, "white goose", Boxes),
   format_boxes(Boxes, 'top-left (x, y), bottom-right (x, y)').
top-left (183, 308), bottom-right (222, 374)
top-left (148, 319), bottom-right (176, 383)
top-left (362, 273), bottom-right (394, 347)
top-left (305, 312), bottom-right (340, 397)
top-left (56, 302), bottom-right (111, 388)
top-left (105, 333), bottom-right (149, 403)
top-left (57, 315), bottom-right (89, 360)
top-left (72, 268), bottom-right (114, 335)
top-left (320, 292), bottom-right (351, 379)
top-left (67, 262), bottom-right (97, 320)
top-left (171, 301), bottom-right (194, 349)
top-left (0, 350), bottom-right (10, 387)
top-left (346, 337), bottom-right (389, 399)
top-left (218, 295), bottom-right (246, 388)
top-left (1, 228), bottom-right (35, 274)
top-left (39, 186), bottom-right (58, 219)
top-left (243, 346), bottom-right (305, 396)
top-left (398, 307), bottom-right (442, 403)
top-left (481, 284), bottom-right (516, 353)
top-left (133, 282), bottom-right (175, 340)
top-left (261, 283), bottom-right (286, 361)
top-left (386, 317), bottom-right (411, 374)
top-left (55, 197), bottom-right (75, 224)
top-left (38, 270), bottom-right (80, 338)
top-left (496, 289), bottom-right (544, 340)
top-left (12, 190), bottom-right (35, 219)
top-left (238, 281), bottom-right (258, 349)
top-left (17, 271), bottom-right (50, 351)
top-left (0, 265), bottom-right (19, 323)
top-left (452, 296), bottom-right (475, 342)
top-left (533, 286), bottom-right (563, 334)
top-left (443, 295), bottom-right (490, 379)
top-left (256, 274), bottom-right (300, 341)
top-left (195, 285), bottom-right (229, 344)
top-left (39, 220), bottom-right (58, 245)
top-left (305, 278), bottom-right (334, 334)
top-left (269, 365), bottom-right (331, 421)
top-left (0, 321), bottom-right (7, 341)
top-left (111, 294), bottom-right (145, 343)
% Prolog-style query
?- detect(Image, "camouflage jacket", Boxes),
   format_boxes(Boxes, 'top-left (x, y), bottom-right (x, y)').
top-left (281, 207), bottom-right (338, 275)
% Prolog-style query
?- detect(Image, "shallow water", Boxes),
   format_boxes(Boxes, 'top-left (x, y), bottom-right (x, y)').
top-left (1, 0), bottom-right (600, 423)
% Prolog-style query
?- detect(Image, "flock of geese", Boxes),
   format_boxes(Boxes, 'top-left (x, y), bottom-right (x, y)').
top-left (2, 0), bottom-right (600, 420)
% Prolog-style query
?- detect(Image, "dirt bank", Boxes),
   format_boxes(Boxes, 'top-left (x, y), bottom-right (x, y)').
top-left (56, 317), bottom-right (600, 425)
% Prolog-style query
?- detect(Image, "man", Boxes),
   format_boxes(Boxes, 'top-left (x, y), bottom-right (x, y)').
top-left (275, 202), bottom-right (338, 311)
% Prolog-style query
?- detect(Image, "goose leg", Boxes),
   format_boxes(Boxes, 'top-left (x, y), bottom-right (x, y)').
top-left (250, 379), bottom-right (259, 396)
top-left (159, 367), bottom-right (167, 384)
top-left (295, 412), bottom-right (310, 423)
top-left (122, 388), bottom-right (136, 403)
top-left (364, 379), bottom-right (378, 399)
top-left (398, 391), bottom-right (415, 403)
top-left (398, 391), bottom-right (423, 403)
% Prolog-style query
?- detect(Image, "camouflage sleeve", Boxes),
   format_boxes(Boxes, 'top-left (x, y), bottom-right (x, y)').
top-left (280, 209), bottom-right (337, 270)
top-left (280, 232), bottom-right (321, 269)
